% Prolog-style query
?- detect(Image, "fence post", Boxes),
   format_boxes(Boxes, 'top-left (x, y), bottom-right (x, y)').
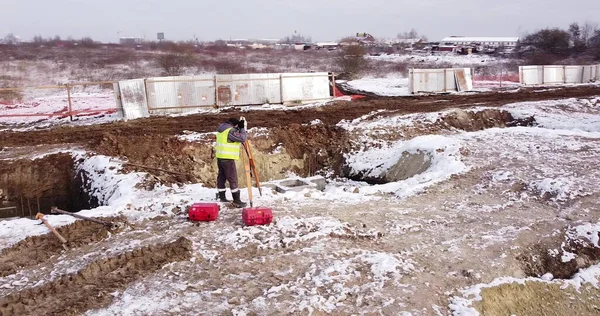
top-left (214, 75), bottom-right (219, 108)
top-left (519, 66), bottom-right (523, 85)
top-left (66, 84), bottom-right (73, 121)
top-left (279, 74), bottom-right (284, 105)
top-left (443, 69), bottom-right (447, 92)
top-left (541, 66), bottom-right (545, 85)
top-left (563, 65), bottom-right (566, 84)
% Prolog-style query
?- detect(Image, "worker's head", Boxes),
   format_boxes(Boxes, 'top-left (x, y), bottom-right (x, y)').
top-left (227, 118), bottom-right (240, 126)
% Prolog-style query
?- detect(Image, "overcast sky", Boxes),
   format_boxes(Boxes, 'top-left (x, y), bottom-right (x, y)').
top-left (3, 0), bottom-right (600, 42)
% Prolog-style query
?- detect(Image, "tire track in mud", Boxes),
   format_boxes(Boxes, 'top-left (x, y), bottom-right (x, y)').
top-left (0, 85), bottom-right (598, 148)
top-left (0, 216), bottom-right (127, 278)
top-left (0, 237), bottom-right (192, 316)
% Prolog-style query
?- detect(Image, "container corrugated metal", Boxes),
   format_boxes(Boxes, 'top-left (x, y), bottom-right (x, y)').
top-left (216, 73), bottom-right (281, 106)
top-left (146, 75), bottom-right (215, 114)
top-left (582, 65), bottom-right (595, 82)
top-left (409, 68), bottom-right (471, 93)
top-left (564, 66), bottom-right (583, 83)
top-left (520, 65), bottom-right (600, 85)
top-left (118, 79), bottom-right (149, 119)
top-left (281, 72), bottom-right (332, 104)
top-left (541, 66), bottom-right (563, 84)
top-left (519, 66), bottom-right (543, 85)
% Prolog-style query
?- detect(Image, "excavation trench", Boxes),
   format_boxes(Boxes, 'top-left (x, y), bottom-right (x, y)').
top-left (0, 153), bottom-right (99, 219)
top-left (344, 109), bottom-right (537, 184)
top-left (87, 108), bottom-right (536, 189)
top-left (92, 123), bottom-right (351, 187)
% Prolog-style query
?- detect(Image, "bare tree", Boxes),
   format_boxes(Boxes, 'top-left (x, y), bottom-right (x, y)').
top-left (581, 21), bottom-right (599, 45)
top-left (156, 53), bottom-right (196, 76)
top-left (2, 33), bottom-right (19, 45)
top-left (569, 23), bottom-right (586, 53)
top-left (280, 32), bottom-right (312, 44)
top-left (397, 29), bottom-right (424, 40)
top-left (335, 45), bottom-right (369, 79)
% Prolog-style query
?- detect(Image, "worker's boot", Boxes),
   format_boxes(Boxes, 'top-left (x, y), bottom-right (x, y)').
top-left (232, 191), bottom-right (247, 208)
top-left (217, 191), bottom-right (230, 202)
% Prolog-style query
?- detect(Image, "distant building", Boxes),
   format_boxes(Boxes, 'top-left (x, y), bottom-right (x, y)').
top-left (354, 33), bottom-right (376, 45)
top-left (119, 37), bottom-right (143, 45)
top-left (315, 42), bottom-right (339, 50)
top-left (441, 36), bottom-right (519, 48)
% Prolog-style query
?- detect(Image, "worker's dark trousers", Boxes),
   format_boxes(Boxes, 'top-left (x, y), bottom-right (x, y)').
top-left (217, 159), bottom-right (239, 192)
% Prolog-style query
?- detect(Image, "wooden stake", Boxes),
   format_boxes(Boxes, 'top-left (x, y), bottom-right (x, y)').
top-left (241, 144), bottom-right (253, 207)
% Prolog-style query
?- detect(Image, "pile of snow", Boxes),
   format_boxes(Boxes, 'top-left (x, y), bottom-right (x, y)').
top-left (345, 135), bottom-right (468, 198)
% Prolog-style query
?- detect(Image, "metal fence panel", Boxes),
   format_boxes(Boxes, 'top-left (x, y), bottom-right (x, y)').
top-left (410, 69), bottom-right (445, 93)
top-left (281, 72), bottom-right (332, 104)
top-left (146, 75), bottom-right (215, 114)
top-left (519, 66), bottom-right (543, 85)
top-left (216, 74), bottom-right (281, 106)
top-left (542, 66), bottom-right (564, 84)
top-left (409, 68), bottom-right (472, 93)
top-left (564, 66), bottom-right (584, 83)
top-left (520, 65), bottom-right (600, 85)
top-left (118, 79), bottom-right (149, 120)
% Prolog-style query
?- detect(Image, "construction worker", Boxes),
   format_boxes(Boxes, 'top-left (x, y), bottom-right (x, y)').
top-left (215, 117), bottom-right (247, 207)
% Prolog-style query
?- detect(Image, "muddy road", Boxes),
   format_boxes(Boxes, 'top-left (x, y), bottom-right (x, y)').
top-left (0, 85), bottom-right (598, 148)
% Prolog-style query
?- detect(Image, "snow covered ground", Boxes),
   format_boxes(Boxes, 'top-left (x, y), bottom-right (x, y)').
top-left (0, 88), bottom-right (121, 126)
top-left (368, 53), bottom-right (511, 66)
top-left (1, 96), bottom-right (600, 315)
top-left (339, 74), bottom-right (411, 96)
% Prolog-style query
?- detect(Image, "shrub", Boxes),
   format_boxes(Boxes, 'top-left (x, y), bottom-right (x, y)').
top-left (335, 45), bottom-right (369, 79)
top-left (156, 53), bottom-right (196, 76)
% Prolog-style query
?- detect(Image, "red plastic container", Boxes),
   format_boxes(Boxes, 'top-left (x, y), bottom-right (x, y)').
top-left (242, 207), bottom-right (273, 226)
top-left (188, 203), bottom-right (219, 222)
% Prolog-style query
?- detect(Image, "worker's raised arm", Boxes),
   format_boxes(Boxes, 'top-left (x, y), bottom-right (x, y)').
top-left (228, 124), bottom-right (247, 143)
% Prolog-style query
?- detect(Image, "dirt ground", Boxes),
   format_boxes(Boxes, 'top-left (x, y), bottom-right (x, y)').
top-left (0, 236), bottom-right (191, 316)
top-left (1, 86), bottom-right (600, 315)
top-left (0, 85), bottom-right (598, 149)
top-left (0, 216), bottom-right (127, 278)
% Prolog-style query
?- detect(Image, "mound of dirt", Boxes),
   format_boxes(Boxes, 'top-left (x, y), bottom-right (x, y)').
top-left (436, 109), bottom-right (535, 132)
top-left (0, 216), bottom-right (127, 278)
top-left (94, 133), bottom-right (205, 184)
top-left (517, 227), bottom-right (600, 279)
top-left (0, 237), bottom-right (192, 316)
top-left (92, 123), bottom-right (352, 187)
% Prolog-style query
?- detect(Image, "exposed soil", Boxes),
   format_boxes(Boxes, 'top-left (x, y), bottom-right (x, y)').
top-left (0, 153), bottom-right (96, 218)
top-left (476, 281), bottom-right (600, 316)
top-left (0, 236), bottom-right (192, 316)
top-left (0, 216), bottom-right (127, 278)
top-left (0, 85), bottom-right (598, 149)
top-left (517, 229), bottom-right (600, 279)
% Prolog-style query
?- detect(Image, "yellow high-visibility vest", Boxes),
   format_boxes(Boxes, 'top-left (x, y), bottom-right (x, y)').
top-left (215, 128), bottom-right (241, 160)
